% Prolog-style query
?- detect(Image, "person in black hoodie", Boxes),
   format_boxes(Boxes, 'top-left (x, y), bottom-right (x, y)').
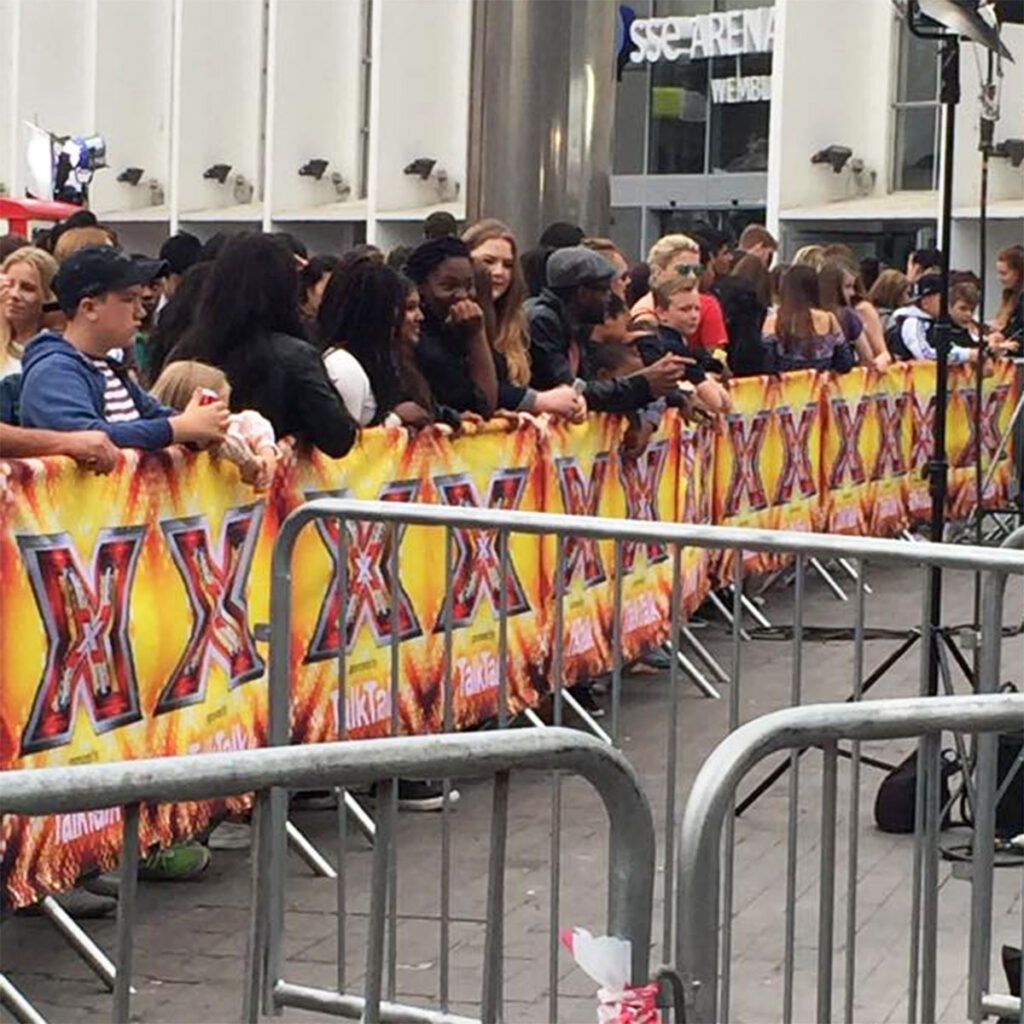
top-left (169, 232), bottom-right (357, 458)
top-left (525, 246), bottom-right (690, 413)
top-left (713, 252), bottom-right (771, 377)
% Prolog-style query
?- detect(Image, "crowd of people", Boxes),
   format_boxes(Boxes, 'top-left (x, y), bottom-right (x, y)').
top-left (0, 209), bottom-right (1022, 905)
top-left (2, 212), bottom-right (1021, 482)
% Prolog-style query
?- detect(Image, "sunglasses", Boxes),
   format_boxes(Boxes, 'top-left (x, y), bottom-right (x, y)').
top-left (675, 262), bottom-right (705, 277)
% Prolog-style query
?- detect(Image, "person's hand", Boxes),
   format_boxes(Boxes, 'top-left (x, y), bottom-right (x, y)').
top-left (171, 391), bottom-right (230, 445)
top-left (621, 420), bottom-right (655, 460)
top-left (533, 385), bottom-right (586, 421)
top-left (447, 299), bottom-right (485, 333)
top-left (251, 448), bottom-right (278, 490)
top-left (872, 351), bottom-right (893, 374)
top-left (61, 430), bottom-right (119, 474)
top-left (393, 401), bottom-right (433, 428)
top-left (990, 333), bottom-right (1020, 355)
top-left (640, 353), bottom-right (692, 398)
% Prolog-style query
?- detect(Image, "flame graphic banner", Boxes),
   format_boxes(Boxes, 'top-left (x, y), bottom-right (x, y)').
top-left (1, 363), bottom-right (1017, 908)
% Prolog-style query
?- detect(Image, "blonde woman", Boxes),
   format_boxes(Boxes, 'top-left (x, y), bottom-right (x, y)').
top-left (632, 233), bottom-right (728, 351)
top-left (0, 246), bottom-right (59, 378)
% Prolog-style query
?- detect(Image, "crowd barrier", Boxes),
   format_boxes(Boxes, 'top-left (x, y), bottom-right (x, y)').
top-left (0, 361), bottom-right (1019, 910)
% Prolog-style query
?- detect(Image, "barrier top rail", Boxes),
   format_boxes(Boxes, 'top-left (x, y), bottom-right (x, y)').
top-left (274, 498), bottom-right (1024, 576)
top-left (675, 693), bottom-right (1024, 1023)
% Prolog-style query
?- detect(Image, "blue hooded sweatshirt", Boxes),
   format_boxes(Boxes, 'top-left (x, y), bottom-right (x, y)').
top-left (19, 332), bottom-right (175, 449)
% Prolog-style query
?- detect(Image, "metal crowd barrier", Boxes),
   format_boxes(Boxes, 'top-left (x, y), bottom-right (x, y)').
top-left (0, 728), bottom-right (655, 1024)
top-left (270, 499), bottom-right (1024, 972)
top-left (675, 693), bottom-right (1024, 1024)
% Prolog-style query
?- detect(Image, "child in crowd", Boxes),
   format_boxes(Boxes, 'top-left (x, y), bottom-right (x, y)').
top-left (19, 246), bottom-right (228, 449)
top-left (152, 361), bottom-right (280, 489)
top-left (888, 274), bottom-right (977, 364)
top-left (948, 281), bottom-right (981, 345)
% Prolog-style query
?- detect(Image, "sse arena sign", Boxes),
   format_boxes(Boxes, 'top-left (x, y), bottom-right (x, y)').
top-left (627, 6), bottom-right (775, 65)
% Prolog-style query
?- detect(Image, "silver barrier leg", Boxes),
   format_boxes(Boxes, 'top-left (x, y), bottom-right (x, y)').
top-left (285, 820), bottom-right (337, 879)
top-left (667, 643), bottom-right (721, 701)
top-left (559, 688), bottom-right (614, 745)
top-left (707, 590), bottom-right (752, 641)
top-left (731, 584), bottom-right (773, 629)
top-left (810, 556), bottom-right (849, 602)
top-left (523, 707), bottom-right (546, 729)
top-left (0, 975), bottom-right (47, 1024)
top-left (39, 895), bottom-right (117, 992)
top-left (679, 626), bottom-right (731, 685)
top-left (837, 555), bottom-right (873, 595)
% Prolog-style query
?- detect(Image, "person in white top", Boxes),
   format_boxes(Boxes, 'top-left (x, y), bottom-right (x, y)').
top-left (0, 246), bottom-right (59, 379)
top-left (316, 254), bottom-right (432, 428)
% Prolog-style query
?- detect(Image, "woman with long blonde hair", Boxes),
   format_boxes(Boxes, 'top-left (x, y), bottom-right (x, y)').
top-left (0, 246), bottom-right (59, 377)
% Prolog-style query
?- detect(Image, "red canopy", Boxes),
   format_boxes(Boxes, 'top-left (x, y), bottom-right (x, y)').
top-left (0, 197), bottom-right (83, 236)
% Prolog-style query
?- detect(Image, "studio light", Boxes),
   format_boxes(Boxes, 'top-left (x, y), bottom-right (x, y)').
top-left (810, 145), bottom-right (853, 173)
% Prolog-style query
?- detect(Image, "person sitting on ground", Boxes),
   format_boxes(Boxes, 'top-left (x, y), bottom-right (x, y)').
top-left (403, 236), bottom-right (499, 419)
top-left (18, 246), bottom-right (229, 450)
top-left (0, 246), bottom-right (59, 379)
top-left (151, 361), bottom-right (279, 489)
top-left (757, 264), bottom-right (856, 374)
top-left (818, 256), bottom-right (888, 371)
top-left (464, 219), bottom-right (584, 420)
top-left (169, 232), bottom-right (358, 458)
top-left (525, 246), bottom-right (690, 413)
top-left (867, 269), bottom-right (911, 335)
top-left (297, 254), bottom-right (339, 341)
top-left (738, 223), bottom-right (778, 267)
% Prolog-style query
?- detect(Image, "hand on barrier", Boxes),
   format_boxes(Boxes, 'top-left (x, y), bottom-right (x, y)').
top-left (534, 384), bottom-right (588, 422)
top-left (621, 419), bottom-right (655, 461)
top-left (391, 401), bottom-right (433, 429)
top-left (62, 431), bottom-right (119, 474)
top-left (872, 351), bottom-right (893, 374)
top-left (171, 391), bottom-right (231, 445)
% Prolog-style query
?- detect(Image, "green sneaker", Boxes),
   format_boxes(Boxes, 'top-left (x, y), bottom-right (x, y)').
top-left (138, 842), bottom-right (211, 882)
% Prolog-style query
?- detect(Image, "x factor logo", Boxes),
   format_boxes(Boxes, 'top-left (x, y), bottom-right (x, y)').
top-left (17, 527), bottom-right (146, 755)
top-left (871, 393), bottom-right (908, 481)
top-left (433, 470), bottom-right (531, 630)
top-left (909, 392), bottom-right (936, 468)
top-left (305, 481), bottom-right (422, 662)
top-left (956, 385), bottom-right (1010, 468)
top-left (155, 505), bottom-right (266, 714)
top-left (723, 411), bottom-right (770, 517)
top-left (775, 402), bottom-right (818, 506)
top-left (619, 440), bottom-right (670, 572)
top-left (679, 430), bottom-right (700, 524)
top-left (555, 453), bottom-right (610, 589)
top-left (828, 397), bottom-right (869, 490)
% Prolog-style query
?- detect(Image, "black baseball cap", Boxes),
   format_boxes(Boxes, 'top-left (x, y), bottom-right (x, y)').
top-left (912, 273), bottom-right (944, 301)
top-left (52, 246), bottom-right (167, 314)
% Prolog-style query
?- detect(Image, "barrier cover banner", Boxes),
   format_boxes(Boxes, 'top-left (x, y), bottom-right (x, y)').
top-left (864, 365), bottom-right (913, 537)
top-left (0, 449), bottom-right (272, 909)
top-left (904, 361), bottom-right (937, 524)
top-left (544, 415), bottom-right (624, 686)
top-left (676, 419), bottom-right (714, 618)
top-left (821, 369), bottom-right (875, 536)
top-left (947, 360), bottom-right (1017, 520)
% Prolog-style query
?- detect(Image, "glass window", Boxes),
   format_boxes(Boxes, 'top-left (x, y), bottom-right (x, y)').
top-left (891, 19), bottom-right (939, 190)
top-left (707, 52), bottom-right (771, 172)
top-left (649, 58), bottom-right (709, 174)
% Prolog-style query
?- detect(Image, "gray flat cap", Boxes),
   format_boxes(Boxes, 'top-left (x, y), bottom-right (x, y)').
top-left (546, 246), bottom-right (615, 289)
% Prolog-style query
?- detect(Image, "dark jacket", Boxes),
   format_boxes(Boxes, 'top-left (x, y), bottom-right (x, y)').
top-left (20, 333), bottom-right (175, 449)
top-left (525, 289), bottom-right (653, 413)
top-left (636, 325), bottom-right (713, 384)
top-left (713, 277), bottom-right (768, 377)
top-left (216, 331), bottom-right (357, 458)
top-left (415, 309), bottom-right (490, 416)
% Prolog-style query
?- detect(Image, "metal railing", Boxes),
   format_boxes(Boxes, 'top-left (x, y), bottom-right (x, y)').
top-left (269, 498), bottom-right (1024, 974)
top-left (675, 693), bottom-right (1024, 1024)
top-left (0, 728), bottom-right (654, 1024)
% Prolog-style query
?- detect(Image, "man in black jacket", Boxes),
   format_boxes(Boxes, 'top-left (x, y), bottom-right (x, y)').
top-left (525, 247), bottom-right (688, 411)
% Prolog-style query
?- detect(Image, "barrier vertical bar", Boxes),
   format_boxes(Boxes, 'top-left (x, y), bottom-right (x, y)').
top-left (498, 527), bottom-right (509, 729)
top-left (550, 532), bottom-right (566, 1024)
top-left (611, 540), bottom-right (624, 746)
top-left (661, 543), bottom-right (683, 961)
top-left (387, 522), bottom-right (400, 1004)
top-left (335, 519), bottom-right (348, 994)
top-left (243, 789), bottom-right (272, 1024)
top-left (112, 802), bottom-right (140, 1024)
top-left (363, 786), bottom-right (394, 1024)
top-left (441, 525), bottom-right (454, 1012)
top-left (843, 558), bottom-right (867, 1024)
top-left (816, 742), bottom-right (838, 1024)
top-left (783, 552), bottom-right (805, 1024)
top-left (481, 771), bottom-right (510, 1024)
top-left (719, 551), bottom-right (744, 1024)
top-left (921, 730), bottom-right (941, 1024)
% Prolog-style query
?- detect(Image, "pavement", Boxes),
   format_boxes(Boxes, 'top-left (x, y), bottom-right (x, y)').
top-left (1, 559), bottom-right (1022, 1023)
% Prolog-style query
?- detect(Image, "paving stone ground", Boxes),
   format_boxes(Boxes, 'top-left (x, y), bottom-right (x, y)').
top-left (2, 561), bottom-right (1022, 1023)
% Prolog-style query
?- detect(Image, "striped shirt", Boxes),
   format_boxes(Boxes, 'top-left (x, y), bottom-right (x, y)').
top-left (87, 356), bottom-right (140, 423)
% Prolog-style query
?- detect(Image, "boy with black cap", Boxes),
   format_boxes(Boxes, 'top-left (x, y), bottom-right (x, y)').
top-left (19, 245), bottom-right (228, 448)
top-left (887, 273), bottom-right (978, 364)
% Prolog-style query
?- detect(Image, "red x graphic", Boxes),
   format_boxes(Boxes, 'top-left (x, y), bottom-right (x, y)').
top-left (619, 439), bottom-right (670, 572)
top-left (871, 393), bottom-right (908, 481)
top-left (909, 392), bottom-right (936, 468)
top-left (17, 528), bottom-right (146, 755)
top-left (828, 397), bottom-right (869, 490)
top-left (723, 411), bottom-right (770, 517)
top-left (555, 453), bottom-right (610, 589)
top-left (955, 385), bottom-right (1010, 468)
top-left (775, 402), bottom-right (818, 506)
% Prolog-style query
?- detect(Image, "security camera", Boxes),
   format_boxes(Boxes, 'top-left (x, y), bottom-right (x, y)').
top-left (298, 158), bottom-right (329, 180)
top-left (811, 145), bottom-right (853, 173)
top-left (203, 163), bottom-right (232, 184)
top-left (992, 139), bottom-right (1024, 168)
